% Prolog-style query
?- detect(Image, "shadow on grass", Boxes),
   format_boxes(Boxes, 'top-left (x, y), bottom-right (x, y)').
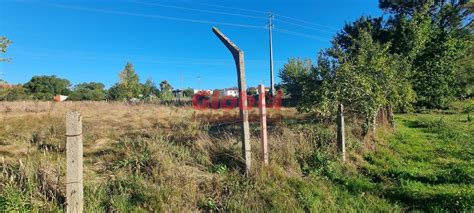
top-left (209, 146), bottom-right (246, 173)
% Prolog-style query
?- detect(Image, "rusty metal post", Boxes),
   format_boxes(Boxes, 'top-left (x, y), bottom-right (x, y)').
top-left (212, 27), bottom-right (251, 173)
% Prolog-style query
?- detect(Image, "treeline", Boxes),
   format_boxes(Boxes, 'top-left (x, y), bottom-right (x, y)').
top-left (279, 0), bottom-right (473, 127)
top-left (0, 62), bottom-right (195, 101)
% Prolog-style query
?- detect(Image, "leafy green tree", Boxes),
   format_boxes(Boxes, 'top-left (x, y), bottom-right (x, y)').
top-left (278, 58), bottom-right (315, 103)
top-left (108, 62), bottom-right (142, 100)
top-left (333, 1), bottom-right (471, 108)
top-left (296, 30), bottom-right (414, 130)
top-left (0, 36), bottom-right (11, 63)
top-left (69, 82), bottom-right (107, 101)
top-left (247, 87), bottom-right (258, 96)
top-left (183, 88), bottom-right (195, 97)
top-left (24, 75), bottom-right (71, 100)
top-left (158, 80), bottom-right (173, 101)
top-left (385, 1), bottom-right (471, 108)
top-left (107, 83), bottom-right (127, 101)
top-left (159, 80), bottom-right (172, 92)
top-left (141, 78), bottom-right (159, 99)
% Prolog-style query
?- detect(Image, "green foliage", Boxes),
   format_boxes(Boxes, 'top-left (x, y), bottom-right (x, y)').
top-left (108, 62), bottom-right (142, 100)
top-left (159, 80), bottom-right (173, 101)
top-left (280, 0), bottom-right (471, 117)
top-left (0, 86), bottom-right (28, 101)
top-left (109, 62), bottom-right (141, 100)
top-left (140, 78), bottom-right (159, 100)
top-left (284, 29), bottom-right (415, 128)
top-left (383, 0), bottom-right (472, 108)
top-left (69, 82), bottom-right (106, 101)
top-left (23, 75), bottom-right (71, 100)
top-left (278, 58), bottom-right (314, 103)
top-left (183, 88), bottom-right (195, 97)
top-left (159, 80), bottom-right (172, 92)
top-left (0, 36), bottom-right (11, 63)
top-left (247, 87), bottom-right (257, 96)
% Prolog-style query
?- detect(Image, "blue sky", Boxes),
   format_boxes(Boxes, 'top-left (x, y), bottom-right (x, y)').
top-left (0, 0), bottom-right (382, 90)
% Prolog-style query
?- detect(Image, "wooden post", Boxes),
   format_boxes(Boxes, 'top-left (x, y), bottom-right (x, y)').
top-left (337, 104), bottom-right (346, 162)
top-left (66, 112), bottom-right (83, 213)
top-left (212, 27), bottom-right (251, 173)
top-left (258, 85), bottom-right (268, 165)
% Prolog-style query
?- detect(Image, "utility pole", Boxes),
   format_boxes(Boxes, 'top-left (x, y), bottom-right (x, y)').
top-left (268, 12), bottom-right (275, 96)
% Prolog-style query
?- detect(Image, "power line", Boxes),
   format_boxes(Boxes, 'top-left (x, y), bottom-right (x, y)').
top-left (128, 0), bottom-right (267, 20)
top-left (44, 2), bottom-right (266, 29)
top-left (130, 1), bottom-right (335, 35)
top-left (175, 1), bottom-right (338, 31)
top-left (274, 13), bottom-right (339, 31)
top-left (275, 19), bottom-right (335, 34)
top-left (181, 1), bottom-right (268, 15)
top-left (274, 28), bottom-right (330, 41)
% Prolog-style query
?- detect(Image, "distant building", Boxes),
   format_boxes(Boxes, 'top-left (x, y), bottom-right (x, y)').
top-left (223, 88), bottom-right (239, 97)
top-left (193, 89), bottom-right (212, 94)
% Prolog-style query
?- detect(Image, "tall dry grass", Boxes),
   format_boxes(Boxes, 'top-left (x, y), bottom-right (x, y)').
top-left (0, 101), bottom-right (399, 211)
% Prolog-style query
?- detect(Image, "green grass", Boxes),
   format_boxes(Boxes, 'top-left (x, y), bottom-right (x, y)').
top-left (356, 113), bottom-right (474, 211)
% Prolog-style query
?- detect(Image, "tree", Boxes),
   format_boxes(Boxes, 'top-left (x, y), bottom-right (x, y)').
top-left (108, 62), bottom-right (142, 100)
top-left (332, 0), bottom-right (472, 108)
top-left (383, 1), bottom-right (472, 108)
top-left (295, 29), bottom-right (414, 130)
top-left (0, 36), bottom-right (11, 63)
top-left (247, 87), bottom-right (258, 96)
top-left (24, 75), bottom-right (71, 100)
top-left (141, 78), bottom-right (159, 99)
top-left (159, 80), bottom-right (172, 92)
top-left (119, 62), bottom-right (141, 99)
top-left (183, 88), bottom-right (195, 97)
top-left (69, 82), bottom-right (107, 101)
top-left (0, 86), bottom-right (28, 101)
top-left (107, 83), bottom-right (128, 101)
top-left (278, 58), bottom-right (315, 103)
top-left (159, 80), bottom-right (173, 101)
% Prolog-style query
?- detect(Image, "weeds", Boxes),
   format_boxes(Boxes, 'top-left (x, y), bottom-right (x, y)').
top-left (0, 101), bottom-right (472, 211)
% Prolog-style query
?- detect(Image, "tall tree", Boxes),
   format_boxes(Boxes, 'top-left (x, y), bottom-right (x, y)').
top-left (108, 62), bottom-right (141, 100)
top-left (278, 58), bottom-right (315, 103)
top-left (292, 29), bottom-right (414, 129)
top-left (141, 78), bottom-right (159, 99)
top-left (119, 62), bottom-right (141, 99)
top-left (159, 80), bottom-right (173, 101)
top-left (24, 75), bottom-right (71, 100)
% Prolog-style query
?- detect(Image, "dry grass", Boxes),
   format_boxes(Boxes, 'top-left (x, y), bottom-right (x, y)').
top-left (0, 101), bottom-right (408, 211)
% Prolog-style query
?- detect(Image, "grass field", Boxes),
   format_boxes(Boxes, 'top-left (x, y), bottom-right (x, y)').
top-left (0, 101), bottom-right (472, 211)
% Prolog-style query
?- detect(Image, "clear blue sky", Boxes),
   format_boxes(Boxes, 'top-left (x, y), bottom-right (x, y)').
top-left (0, 0), bottom-right (382, 90)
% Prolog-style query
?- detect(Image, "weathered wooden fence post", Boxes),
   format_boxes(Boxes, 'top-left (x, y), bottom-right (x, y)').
top-left (337, 104), bottom-right (346, 162)
top-left (66, 112), bottom-right (83, 213)
top-left (212, 27), bottom-right (251, 173)
top-left (258, 85), bottom-right (268, 165)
